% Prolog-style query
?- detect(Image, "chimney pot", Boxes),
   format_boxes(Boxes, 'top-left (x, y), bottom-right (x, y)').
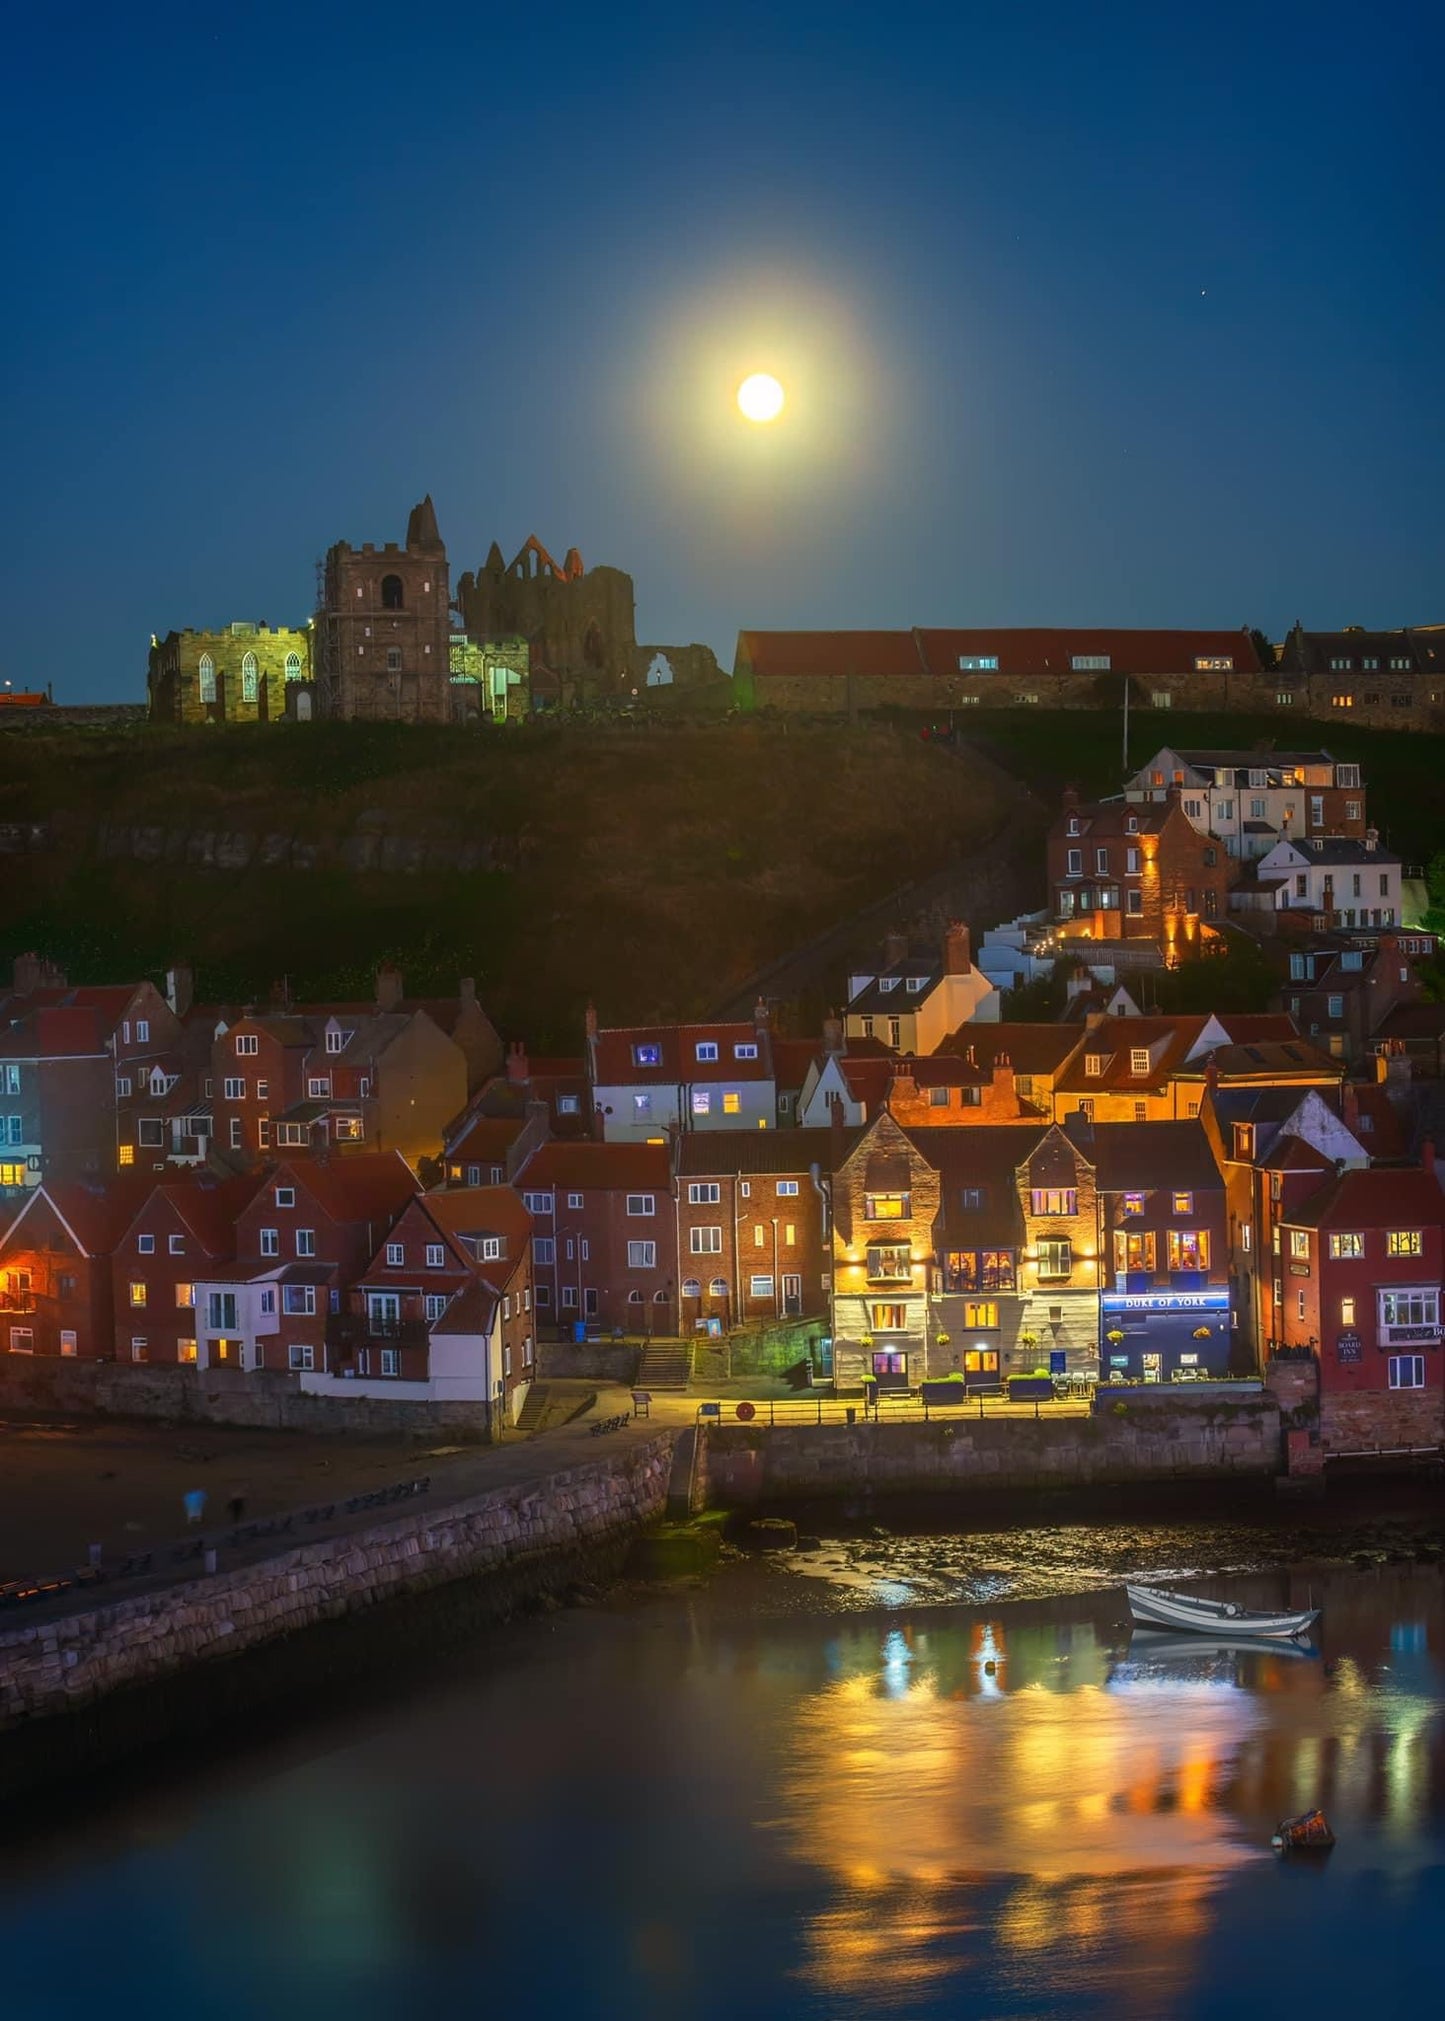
top-left (506, 1040), bottom-right (529, 1085)
top-left (823, 1015), bottom-right (844, 1058)
top-left (944, 920), bottom-right (972, 975)
top-left (375, 963), bottom-right (404, 1012)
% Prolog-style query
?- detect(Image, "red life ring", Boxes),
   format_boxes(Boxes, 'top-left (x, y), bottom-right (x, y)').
top-left (736, 1401), bottom-right (757, 1421)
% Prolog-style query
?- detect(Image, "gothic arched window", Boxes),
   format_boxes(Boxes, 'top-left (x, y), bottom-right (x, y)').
top-left (241, 652), bottom-right (258, 702)
top-left (284, 651), bottom-right (302, 682)
top-left (198, 654), bottom-right (216, 703)
top-left (381, 574), bottom-right (405, 611)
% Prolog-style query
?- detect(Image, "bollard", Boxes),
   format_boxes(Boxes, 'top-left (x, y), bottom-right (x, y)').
top-left (845, 1406), bottom-right (856, 1426)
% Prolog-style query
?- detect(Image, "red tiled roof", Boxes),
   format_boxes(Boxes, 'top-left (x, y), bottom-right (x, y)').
top-left (276, 1153), bottom-right (421, 1227)
top-left (516, 1141), bottom-right (671, 1191)
top-left (0, 1177), bottom-right (158, 1256)
top-left (0, 1006), bottom-right (109, 1059)
top-left (740, 628), bottom-right (1262, 682)
top-left (770, 1037), bottom-right (819, 1090)
top-left (590, 1024), bottom-right (772, 1085)
top-left (447, 1115), bottom-right (525, 1165)
top-left (739, 631), bottom-right (925, 679)
top-left (122, 1173), bottom-right (269, 1258)
top-left (1283, 1164), bottom-right (1445, 1230)
top-left (423, 1185), bottom-right (534, 1251)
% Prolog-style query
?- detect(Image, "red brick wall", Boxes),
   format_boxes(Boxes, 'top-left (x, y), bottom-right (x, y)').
top-left (0, 1200), bottom-right (112, 1359)
top-left (677, 1170), bottom-right (828, 1328)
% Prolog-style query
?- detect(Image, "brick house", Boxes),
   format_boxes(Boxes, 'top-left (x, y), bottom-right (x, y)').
top-left (0, 1178), bottom-right (154, 1359)
top-left (209, 1007), bottom-right (466, 1169)
top-left (514, 1141), bottom-right (676, 1334)
top-left (1090, 1122), bottom-right (1231, 1380)
top-left (674, 1128), bottom-right (838, 1331)
top-left (329, 1188), bottom-right (535, 1419)
top-left (204, 1154), bottom-right (424, 1376)
top-left (111, 1174), bottom-right (267, 1366)
top-left (843, 924), bottom-right (999, 1051)
top-left (1049, 788), bottom-right (1230, 960)
top-left (1275, 1158), bottom-right (1445, 1454)
top-left (1271, 933), bottom-right (1424, 1064)
top-left (1202, 1086), bottom-right (1369, 1365)
top-left (588, 1009), bottom-right (776, 1143)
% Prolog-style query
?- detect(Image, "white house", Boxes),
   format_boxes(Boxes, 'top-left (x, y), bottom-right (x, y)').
top-left (1239, 833), bottom-right (1401, 929)
top-left (844, 923), bottom-right (999, 1054)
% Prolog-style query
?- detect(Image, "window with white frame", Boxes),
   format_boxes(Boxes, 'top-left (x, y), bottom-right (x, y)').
top-left (691, 1226), bottom-right (722, 1254)
top-left (283, 1286), bottom-right (316, 1316)
top-left (380, 1348), bottom-right (399, 1377)
top-left (223, 1078), bottom-right (245, 1100)
top-left (198, 654), bottom-right (216, 702)
top-left (307, 1077), bottom-right (331, 1099)
top-left (749, 1275), bottom-right (775, 1298)
top-left (626, 1194), bottom-right (655, 1216)
top-left (689, 1182), bottom-right (721, 1204)
top-left (259, 1229), bottom-right (279, 1257)
top-left (295, 1229), bottom-right (316, 1257)
top-left (534, 1237), bottom-right (555, 1264)
top-left (425, 1243), bottom-right (446, 1268)
top-left (1388, 1355), bottom-right (1425, 1389)
top-left (567, 1192), bottom-right (584, 1209)
top-left (1071, 654), bottom-right (1111, 670)
top-left (777, 1179), bottom-right (799, 1197)
top-left (424, 1293), bottom-right (448, 1321)
top-left (235, 1034), bottom-right (258, 1056)
top-left (734, 1043), bottom-right (758, 1059)
top-left (386, 1242), bottom-right (404, 1266)
top-left (521, 1192), bottom-right (554, 1214)
top-left (627, 1241), bottom-right (657, 1268)
top-left (480, 1237), bottom-right (501, 1260)
top-left (137, 1234), bottom-right (155, 1254)
top-left (695, 1041), bottom-right (718, 1061)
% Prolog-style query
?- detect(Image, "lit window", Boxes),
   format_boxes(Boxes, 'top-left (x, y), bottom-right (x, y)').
top-left (1030, 1189), bottom-right (1076, 1217)
top-left (1386, 1231), bottom-right (1422, 1257)
top-left (964, 1301), bottom-right (999, 1328)
top-left (128, 1282), bottom-right (146, 1308)
top-left (1339, 1296), bottom-right (1355, 1325)
top-left (1167, 1230), bottom-right (1210, 1270)
top-left (1289, 1229), bottom-right (1310, 1259)
top-left (1329, 1232), bottom-right (1364, 1258)
top-left (722, 1091), bottom-right (742, 1114)
top-left (1171, 1192), bottom-right (1193, 1215)
top-left (864, 1193), bottom-right (909, 1221)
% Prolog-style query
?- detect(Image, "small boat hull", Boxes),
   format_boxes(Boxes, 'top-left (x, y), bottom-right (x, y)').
top-left (1126, 1582), bottom-right (1320, 1639)
top-left (1272, 1809), bottom-right (1336, 1853)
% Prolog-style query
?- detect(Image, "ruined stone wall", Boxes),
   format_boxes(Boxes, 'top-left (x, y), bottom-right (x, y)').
top-left (0, 1434), bottom-right (676, 1738)
top-left (696, 1397), bottom-right (1281, 1503)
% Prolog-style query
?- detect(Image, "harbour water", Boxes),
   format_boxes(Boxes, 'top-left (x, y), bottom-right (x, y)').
top-left (1, 1529), bottom-right (1441, 2020)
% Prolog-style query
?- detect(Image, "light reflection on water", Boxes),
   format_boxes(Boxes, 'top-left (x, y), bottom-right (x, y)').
top-left (0, 1563), bottom-right (1440, 2020)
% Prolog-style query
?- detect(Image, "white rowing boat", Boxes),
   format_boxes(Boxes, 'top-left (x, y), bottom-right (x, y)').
top-left (1128, 1628), bottom-right (1318, 1663)
top-left (1125, 1581), bottom-right (1319, 1639)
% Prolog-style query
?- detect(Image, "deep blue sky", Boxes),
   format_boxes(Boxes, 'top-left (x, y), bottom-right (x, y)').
top-left (4, 0), bottom-right (1442, 701)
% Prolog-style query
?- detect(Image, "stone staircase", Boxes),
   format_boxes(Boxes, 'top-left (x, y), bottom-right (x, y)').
top-left (636, 1341), bottom-right (691, 1391)
top-left (512, 1380), bottom-right (598, 1437)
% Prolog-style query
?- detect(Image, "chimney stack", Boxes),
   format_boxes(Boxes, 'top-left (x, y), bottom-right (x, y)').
top-left (165, 961), bottom-right (194, 1019)
top-left (1061, 785), bottom-right (1080, 811)
top-left (375, 963), bottom-right (404, 1013)
top-left (12, 952), bottom-right (66, 997)
top-left (584, 1001), bottom-right (598, 1042)
top-left (1364, 827), bottom-right (1379, 853)
top-left (754, 995), bottom-right (771, 1032)
top-left (459, 977), bottom-right (477, 1006)
top-left (944, 920), bottom-right (972, 975)
top-left (822, 1014), bottom-right (844, 1058)
top-left (506, 1040), bottom-right (529, 1085)
top-left (829, 1092), bottom-right (846, 1171)
top-left (883, 930), bottom-right (908, 968)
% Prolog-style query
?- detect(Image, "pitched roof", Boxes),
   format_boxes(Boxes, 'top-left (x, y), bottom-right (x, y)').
top-left (771, 1037), bottom-right (821, 1091)
top-left (0, 1005), bottom-right (109, 1059)
top-left (127, 1173), bottom-right (268, 1258)
top-left (740, 628), bottom-right (1262, 682)
top-left (936, 1023), bottom-right (1078, 1076)
top-left (515, 1141), bottom-right (672, 1192)
top-left (590, 1023), bottom-right (772, 1085)
top-left (1068, 1120), bottom-right (1223, 1193)
top-left (423, 1185), bottom-right (534, 1252)
top-left (675, 1128), bottom-right (846, 1177)
top-left (1282, 1164), bottom-right (1445, 1231)
top-left (274, 1153), bottom-right (421, 1226)
top-left (0, 1176), bottom-right (158, 1256)
top-left (447, 1115), bottom-right (526, 1165)
top-left (903, 1123), bottom-right (1050, 1246)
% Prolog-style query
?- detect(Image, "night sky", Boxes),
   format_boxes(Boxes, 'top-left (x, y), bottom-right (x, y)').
top-left (5, 0), bottom-right (1442, 702)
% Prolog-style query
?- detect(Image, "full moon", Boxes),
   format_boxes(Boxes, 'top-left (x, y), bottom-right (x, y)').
top-left (737, 372), bottom-right (785, 423)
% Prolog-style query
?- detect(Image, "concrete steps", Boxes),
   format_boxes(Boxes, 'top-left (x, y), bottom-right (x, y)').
top-left (637, 1343), bottom-right (691, 1391)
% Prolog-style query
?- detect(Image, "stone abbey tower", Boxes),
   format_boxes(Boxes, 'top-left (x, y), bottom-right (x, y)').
top-left (455, 536), bottom-right (638, 701)
top-left (313, 497), bottom-right (454, 721)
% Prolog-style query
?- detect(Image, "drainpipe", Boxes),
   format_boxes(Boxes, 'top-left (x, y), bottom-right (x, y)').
top-left (772, 1217), bottom-right (780, 1319)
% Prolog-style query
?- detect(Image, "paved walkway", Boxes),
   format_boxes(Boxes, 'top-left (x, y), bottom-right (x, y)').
top-left (0, 1388), bottom-right (683, 1631)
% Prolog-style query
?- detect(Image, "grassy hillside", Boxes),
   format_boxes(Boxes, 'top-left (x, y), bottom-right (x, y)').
top-left (940, 707), bottom-right (1443, 864)
top-left (0, 719), bottom-right (1019, 1050)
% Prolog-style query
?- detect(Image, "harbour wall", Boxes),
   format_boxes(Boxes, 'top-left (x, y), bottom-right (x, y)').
top-left (696, 1397), bottom-right (1281, 1505)
top-left (0, 1431), bottom-right (676, 1786)
top-left (0, 1357), bottom-right (492, 1442)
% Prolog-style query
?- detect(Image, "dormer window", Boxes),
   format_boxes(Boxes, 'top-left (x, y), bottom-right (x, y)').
top-left (1122, 1191), bottom-right (1145, 1216)
top-left (633, 1043), bottom-right (661, 1068)
top-left (1232, 1125), bottom-right (1253, 1159)
top-left (880, 976), bottom-right (899, 992)
top-left (906, 976), bottom-right (927, 993)
top-left (695, 1041), bottom-right (718, 1062)
top-left (1067, 816), bottom-right (1081, 835)
top-left (1129, 1048), bottom-right (1150, 1075)
top-left (1084, 1053), bottom-right (1105, 1078)
top-left (733, 1043), bottom-right (758, 1060)
top-left (1125, 815), bottom-right (1138, 833)
top-left (325, 1026), bottom-right (353, 1055)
